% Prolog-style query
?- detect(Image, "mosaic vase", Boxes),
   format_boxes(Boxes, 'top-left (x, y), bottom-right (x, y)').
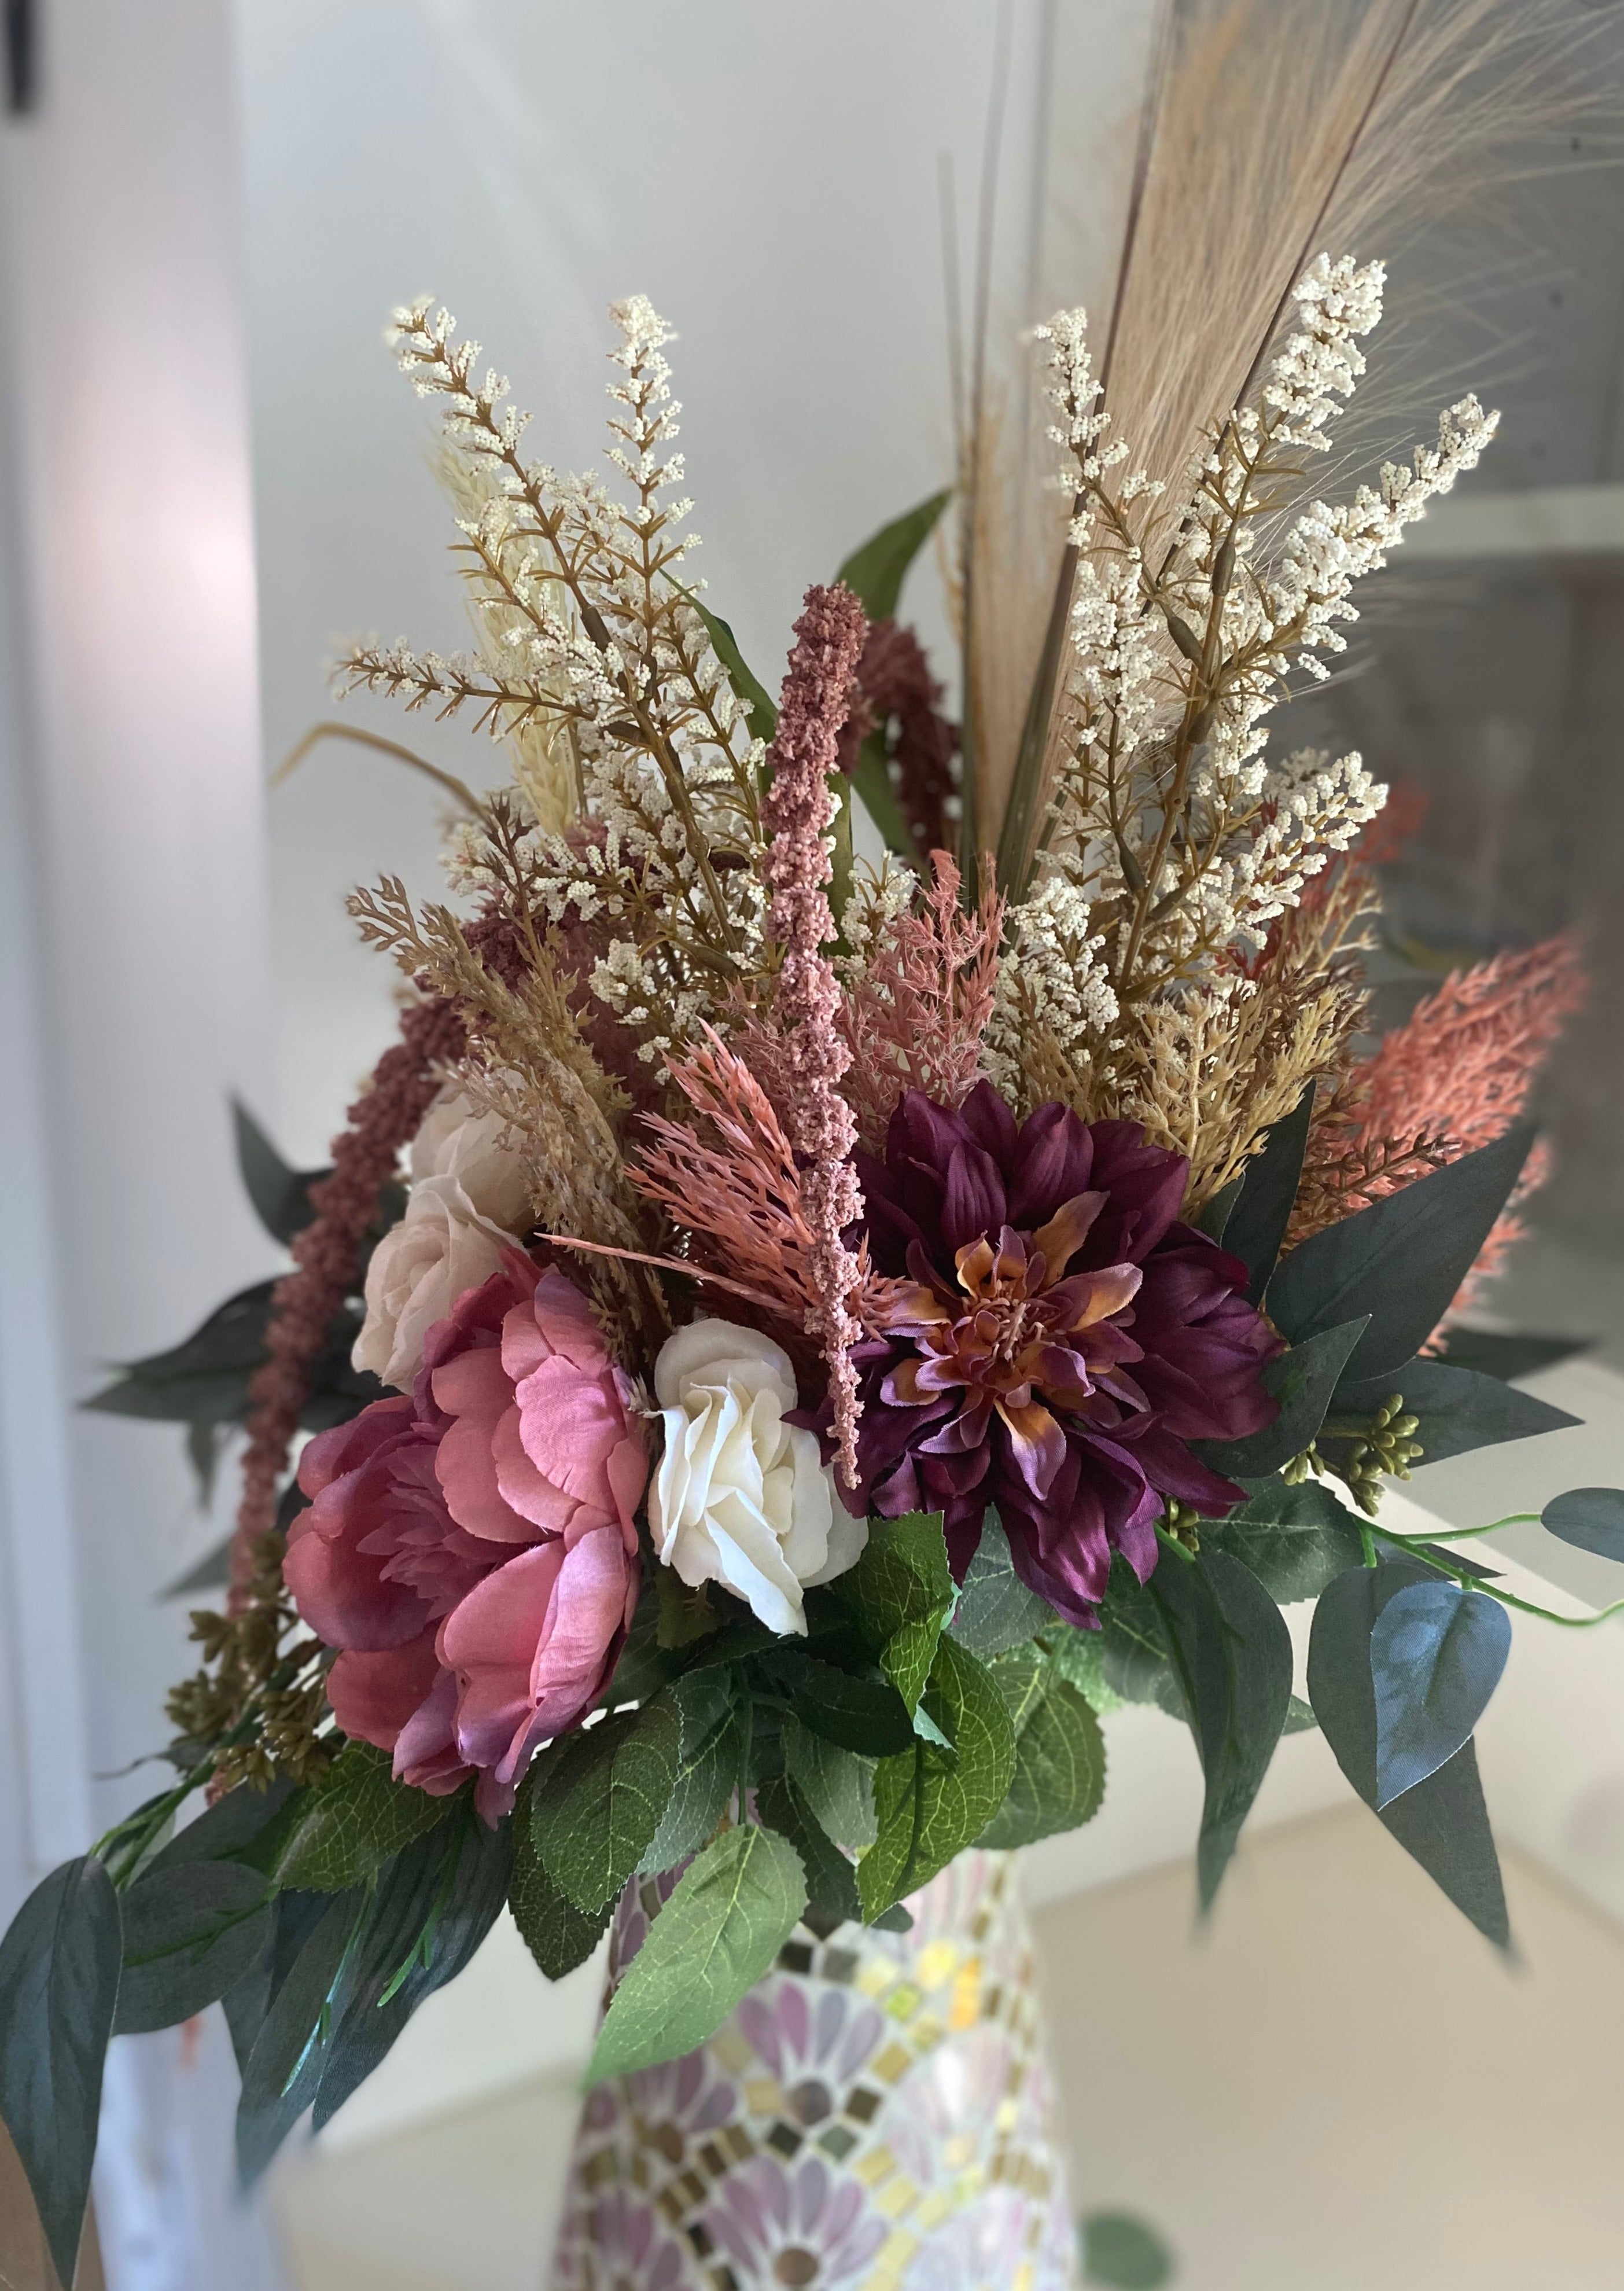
top-left (549, 1849), bottom-right (1079, 2291)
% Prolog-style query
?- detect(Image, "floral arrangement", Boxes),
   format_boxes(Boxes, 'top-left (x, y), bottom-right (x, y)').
top-left (3, 251), bottom-right (1621, 2291)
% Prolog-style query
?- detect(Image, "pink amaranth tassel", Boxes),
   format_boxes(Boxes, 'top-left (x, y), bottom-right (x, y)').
top-left (760, 584), bottom-right (868, 1487)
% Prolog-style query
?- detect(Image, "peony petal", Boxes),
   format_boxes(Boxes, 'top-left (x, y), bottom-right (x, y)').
top-left (326, 1634), bottom-right (443, 1752)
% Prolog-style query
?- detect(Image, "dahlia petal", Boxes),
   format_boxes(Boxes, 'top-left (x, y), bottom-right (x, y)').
top-left (1029, 1192), bottom-right (1107, 1277)
top-left (940, 1141), bottom-right (1006, 1254)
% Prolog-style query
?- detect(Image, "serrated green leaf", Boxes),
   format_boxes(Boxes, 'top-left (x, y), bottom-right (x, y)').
top-left (834, 488), bottom-right (951, 620)
top-left (640, 1673), bottom-right (742, 1876)
top-left (510, 1849), bottom-right (613, 1981)
top-left (586, 1825), bottom-right (807, 2084)
top-left (1203, 1477), bottom-right (1368, 1604)
top-left (656, 1568), bottom-right (721, 1649)
top-left (529, 1697), bottom-right (682, 1914)
top-left (1150, 1548), bottom-right (1293, 1909)
top-left (835, 1510), bottom-right (954, 1712)
top-left (858, 1639), bottom-right (1015, 1918)
top-left (987, 1645), bottom-right (1048, 1736)
top-left (274, 1741), bottom-right (457, 1892)
top-left (1045, 1624), bottom-right (1125, 1715)
top-left (758, 1776), bottom-right (861, 1929)
top-left (978, 1676), bottom-right (1106, 1850)
top-left (1096, 1565), bottom-right (1183, 1714)
top-left (0, 1855), bottom-right (123, 2289)
top-left (950, 1514), bottom-right (1052, 1658)
top-left (756, 1646), bottom-right (916, 1754)
top-left (780, 1715), bottom-right (877, 1849)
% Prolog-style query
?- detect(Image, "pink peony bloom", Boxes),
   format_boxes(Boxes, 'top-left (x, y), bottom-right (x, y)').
top-left (286, 1255), bottom-right (647, 1820)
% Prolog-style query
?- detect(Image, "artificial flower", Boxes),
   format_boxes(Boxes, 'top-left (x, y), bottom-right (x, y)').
top-left (649, 1319), bottom-right (866, 1636)
top-left (850, 1083), bottom-right (1279, 1624)
top-left (288, 1256), bottom-right (646, 1818)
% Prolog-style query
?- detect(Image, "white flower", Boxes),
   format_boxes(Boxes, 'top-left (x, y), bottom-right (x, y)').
top-left (648, 1320), bottom-right (868, 1636)
top-left (352, 1090), bottom-right (532, 1391)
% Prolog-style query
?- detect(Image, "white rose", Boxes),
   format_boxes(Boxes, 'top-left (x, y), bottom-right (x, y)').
top-left (648, 1319), bottom-right (868, 1636)
top-left (352, 1175), bottom-right (518, 1392)
top-left (408, 1088), bottom-right (533, 1233)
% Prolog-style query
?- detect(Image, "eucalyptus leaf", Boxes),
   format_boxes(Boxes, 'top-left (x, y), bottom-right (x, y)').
top-left (1081, 2211), bottom-right (1174, 2289)
top-left (1333, 1357), bottom-right (1578, 1465)
top-left (1308, 1561), bottom-right (1509, 1947)
top-left (529, 1697), bottom-right (682, 1914)
top-left (1432, 1327), bottom-right (1592, 1382)
top-left (1268, 1126), bottom-right (1535, 1382)
top-left (237, 1887), bottom-right (365, 2186)
top-left (586, 1825), bottom-right (807, 2084)
top-left (115, 1859), bottom-right (272, 2035)
top-left (835, 1510), bottom-right (955, 1712)
top-left (1194, 1174), bottom-right (1244, 1243)
top-left (0, 1855), bottom-right (123, 2290)
top-left (1225, 1086), bottom-right (1314, 1305)
top-left (834, 488), bottom-right (951, 620)
top-left (1150, 1547), bottom-right (1293, 1908)
top-left (1370, 1580), bottom-right (1511, 1808)
top-left (780, 1715), bottom-right (878, 1849)
top-left (1542, 1486), bottom-right (1624, 1562)
top-left (978, 1676), bottom-right (1106, 1850)
top-left (950, 1515), bottom-right (1052, 1658)
top-left (1203, 1477), bottom-right (1367, 1604)
top-left (148, 1777), bottom-right (296, 1874)
top-left (849, 735), bottom-right (919, 859)
top-left (233, 1099), bottom-right (327, 1245)
top-left (858, 1639), bottom-right (1016, 1918)
top-left (1198, 1317), bottom-right (1369, 1479)
top-left (275, 1741), bottom-right (458, 1892)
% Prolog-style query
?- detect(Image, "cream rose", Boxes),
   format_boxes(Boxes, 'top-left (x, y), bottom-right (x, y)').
top-left (352, 1093), bottom-right (532, 1392)
top-left (648, 1319), bottom-right (868, 1635)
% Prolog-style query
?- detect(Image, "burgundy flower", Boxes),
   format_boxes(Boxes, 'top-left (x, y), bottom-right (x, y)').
top-left (849, 1083), bottom-right (1279, 1624)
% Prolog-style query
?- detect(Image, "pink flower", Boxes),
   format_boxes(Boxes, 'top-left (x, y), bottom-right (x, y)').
top-left (285, 1256), bottom-right (647, 1819)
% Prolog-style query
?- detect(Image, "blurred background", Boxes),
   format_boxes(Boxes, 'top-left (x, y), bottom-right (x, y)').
top-left (2, 2), bottom-right (1624, 2286)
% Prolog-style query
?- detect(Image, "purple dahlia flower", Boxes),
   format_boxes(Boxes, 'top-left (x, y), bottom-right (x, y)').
top-left (849, 1082), bottom-right (1280, 1624)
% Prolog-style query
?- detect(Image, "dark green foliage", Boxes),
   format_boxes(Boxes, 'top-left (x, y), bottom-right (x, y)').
top-left (1199, 1317), bottom-right (1369, 1479)
top-left (950, 1515), bottom-right (1052, 1658)
top-left (1432, 1327), bottom-right (1592, 1382)
top-left (235, 1887), bottom-right (364, 2186)
top-left (1268, 1126), bottom-right (1534, 1382)
top-left (1081, 2211), bottom-right (1174, 2288)
top-left (755, 1645), bottom-right (916, 1756)
top-left (758, 1775), bottom-right (861, 1929)
top-left (1333, 1357), bottom-right (1578, 1464)
top-left (690, 600), bottom-right (778, 742)
top-left (858, 1639), bottom-right (1016, 1917)
top-left (114, 1859), bottom-right (273, 2034)
top-left (1204, 1477), bottom-right (1368, 1604)
top-left (1308, 1562), bottom-right (1509, 1947)
top-left (1369, 1580), bottom-right (1511, 1807)
top-left (834, 1509), bottom-right (955, 1711)
top-left (834, 489), bottom-right (951, 621)
top-left (528, 1696), bottom-right (682, 1913)
top-left (1150, 1548), bottom-right (1294, 1907)
top-left (233, 1099), bottom-right (327, 1245)
top-left (1542, 1485), bottom-right (1624, 1561)
top-left (274, 1740), bottom-right (459, 1891)
top-left (510, 1849), bottom-right (613, 1981)
top-left (0, 1855), bottom-right (123, 2289)
top-left (978, 1675), bottom-right (1106, 1849)
top-left (1095, 1564), bottom-right (1184, 1713)
top-left (1222, 1085), bottom-right (1314, 1305)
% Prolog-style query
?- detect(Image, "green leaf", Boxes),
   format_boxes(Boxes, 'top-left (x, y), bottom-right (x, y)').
top-left (233, 1098), bottom-right (327, 1245)
top-left (1432, 1327), bottom-right (1592, 1382)
top-left (274, 1741), bottom-right (458, 1891)
top-left (1194, 1174), bottom-right (1244, 1242)
top-left (585, 1825), bottom-right (807, 2084)
top-left (835, 488), bottom-right (952, 621)
top-left (114, 1859), bottom-right (273, 2035)
top-left (1224, 1087), bottom-right (1314, 1306)
top-left (1334, 1356), bottom-right (1578, 1465)
top-left (849, 734), bottom-right (919, 860)
top-left (987, 1645), bottom-right (1048, 1737)
top-left (978, 1676), bottom-right (1106, 1849)
top-left (1096, 1565), bottom-right (1183, 1714)
top-left (236, 1888), bottom-right (365, 2186)
top-left (758, 1776), bottom-right (861, 1929)
top-left (656, 1568), bottom-right (721, 1649)
top-left (312, 1814), bottom-right (511, 2132)
top-left (1308, 1561), bottom-right (1509, 1947)
top-left (1284, 1693), bottom-right (1319, 1734)
top-left (1082, 2211), bottom-right (1174, 2288)
top-left (1542, 1485), bottom-right (1624, 1561)
top-left (149, 1777), bottom-right (298, 1873)
top-left (1045, 1624), bottom-right (1124, 1715)
top-left (160, 1532), bottom-right (235, 1598)
top-left (835, 1510), bottom-right (955, 1712)
top-left (1199, 1317), bottom-right (1370, 1480)
top-left (950, 1514), bottom-right (1052, 1658)
top-left (0, 1856), bottom-right (123, 2289)
top-left (691, 599), bottom-right (778, 743)
top-left (510, 1849), bottom-right (613, 1981)
top-left (1268, 1126), bottom-right (1535, 1382)
top-left (1371, 1580), bottom-right (1511, 1807)
top-left (639, 1672), bottom-right (743, 1875)
top-left (755, 1646), bottom-right (916, 1755)
top-left (858, 1639), bottom-right (1016, 1918)
top-left (780, 1715), bottom-right (878, 1849)
top-left (1150, 1548), bottom-right (1294, 1908)
top-left (529, 1697), bottom-right (682, 1914)
top-left (1204, 1477), bottom-right (1367, 1605)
